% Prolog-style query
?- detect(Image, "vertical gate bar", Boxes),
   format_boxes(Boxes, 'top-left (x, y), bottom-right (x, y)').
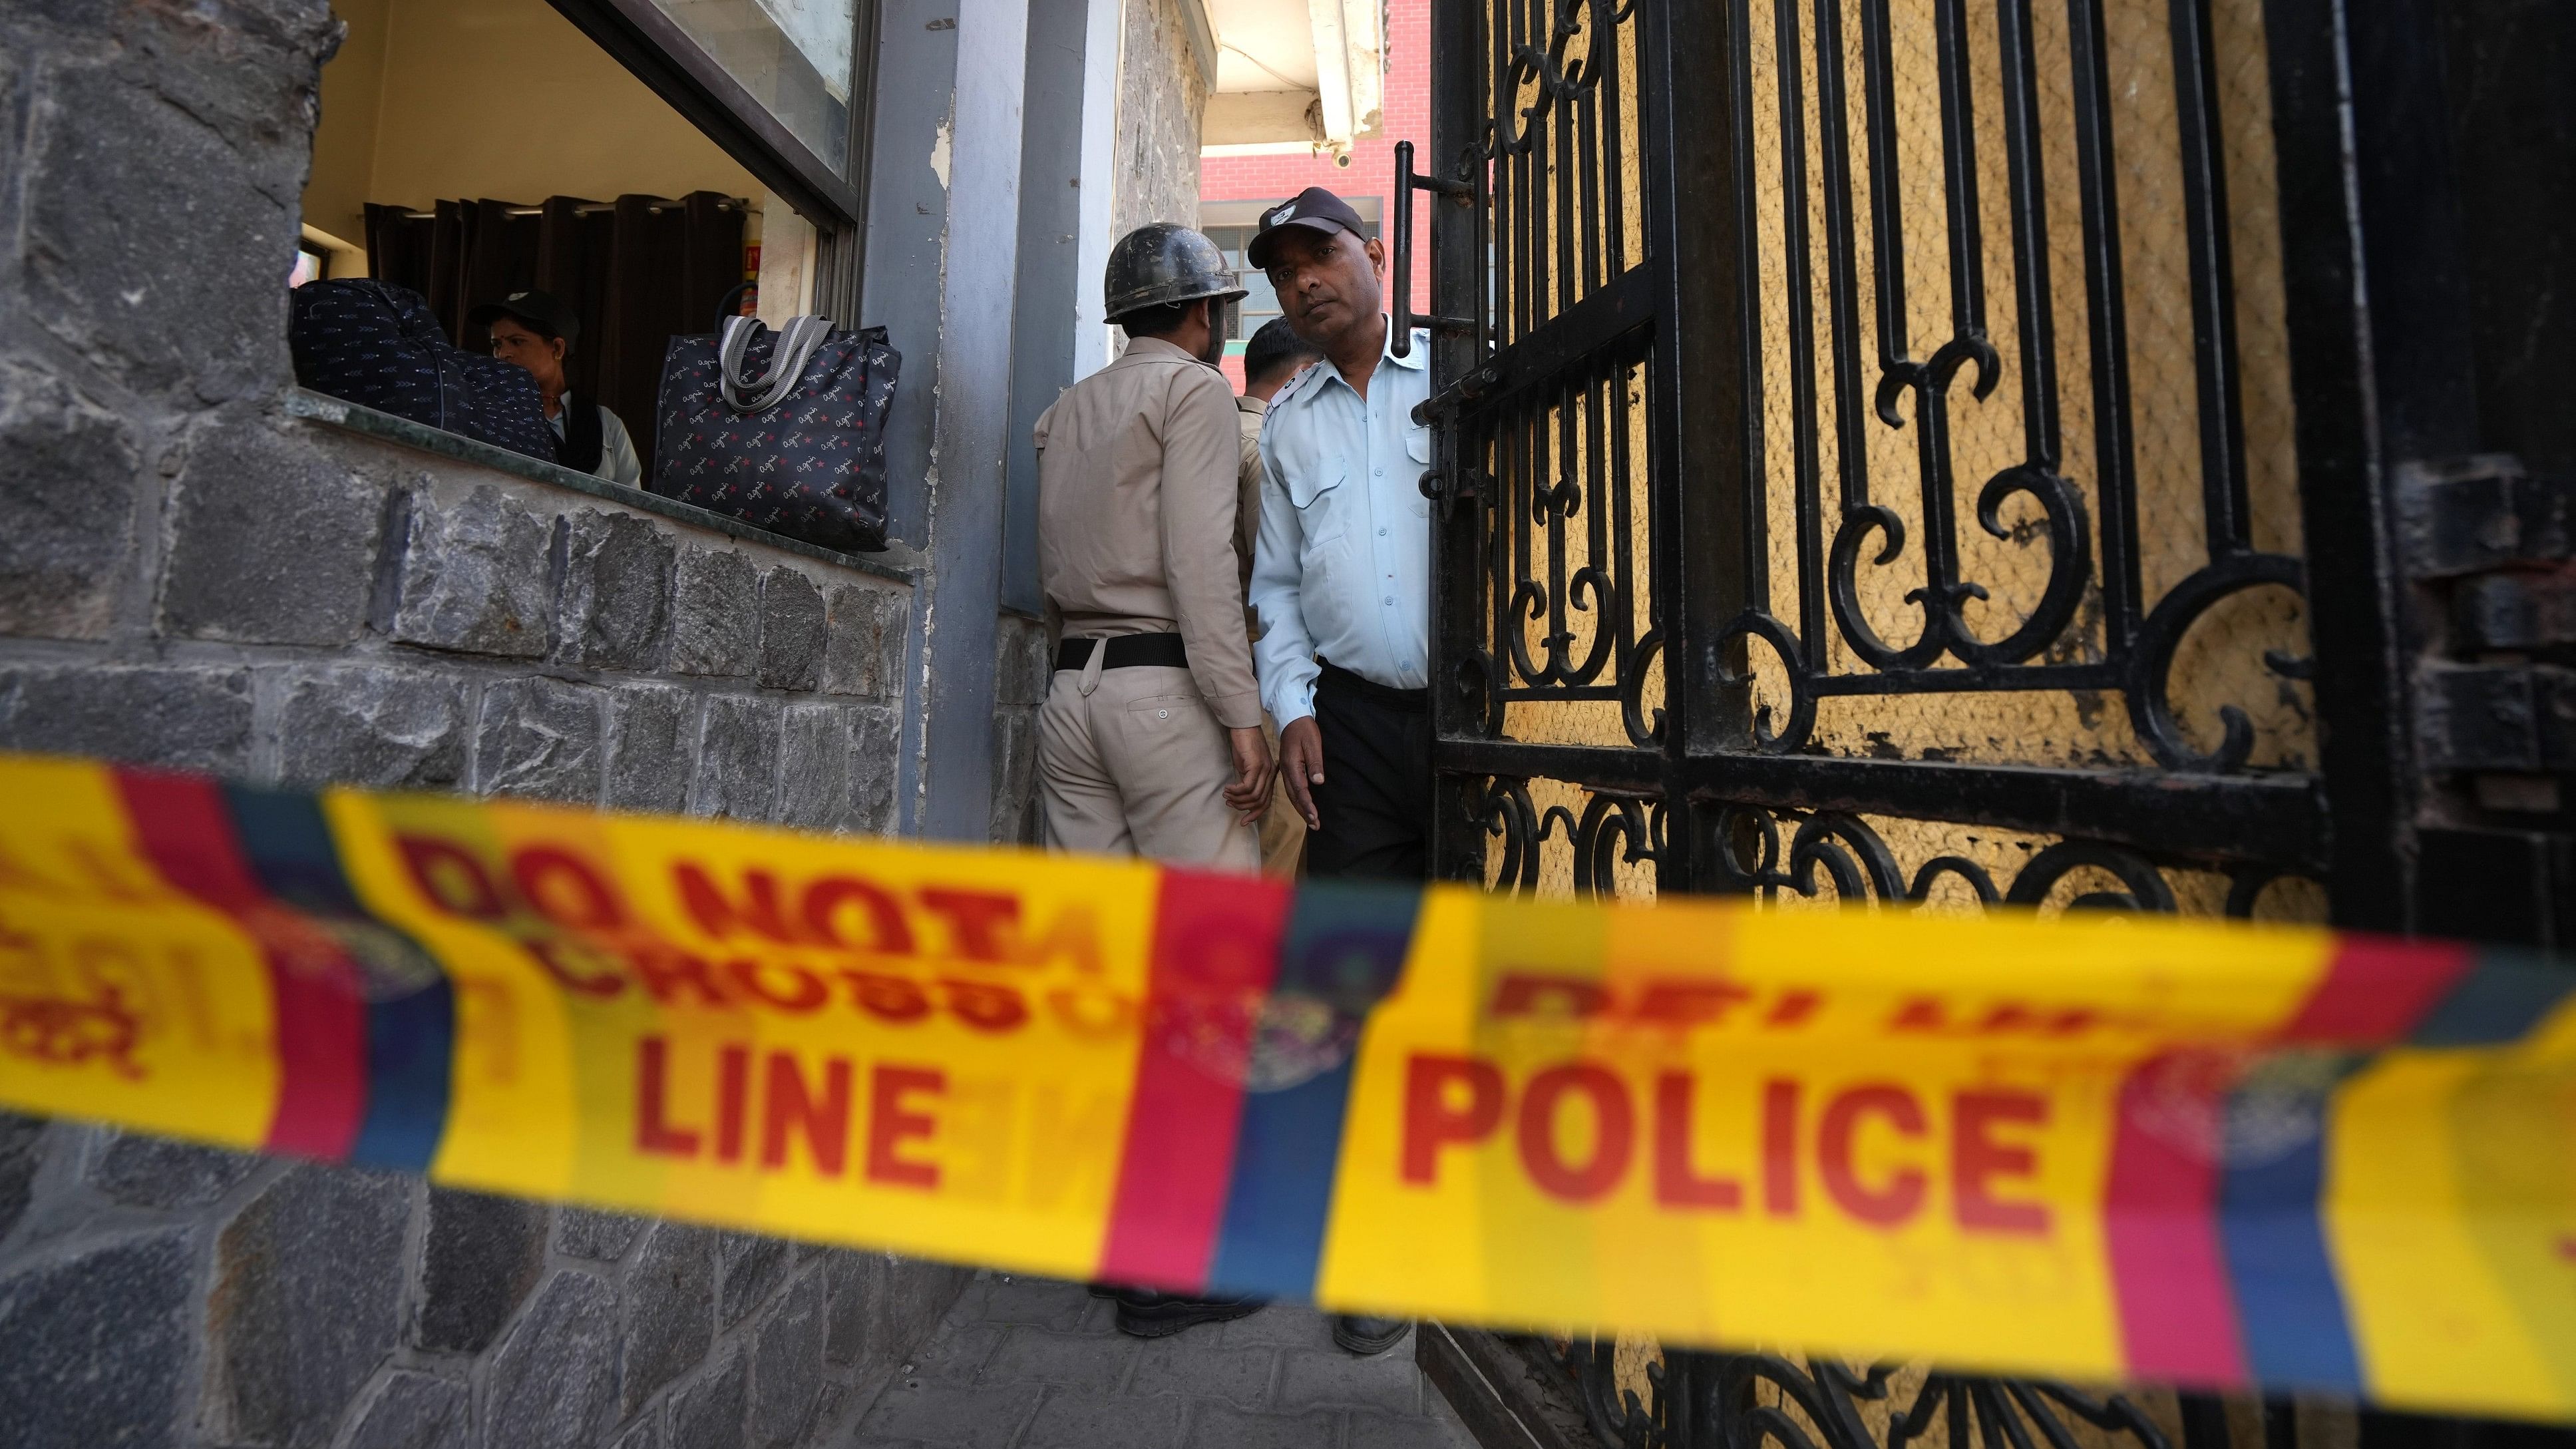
top-left (1931, 0), bottom-right (1990, 340)
top-left (1729, 0), bottom-right (1772, 621)
top-left (1992, 0), bottom-right (2062, 469)
top-left (1574, 6), bottom-right (1602, 299)
top-left (1600, 0), bottom-right (1629, 280)
top-left (1553, 1), bottom-right (1577, 329)
top-left (1642, 0), bottom-right (1751, 894)
top-left (1771, 0), bottom-right (1829, 673)
top-left (1812, 0), bottom-right (1873, 518)
top-left (1584, 367), bottom-right (1613, 687)
top-left (1857, 0), bottom-right (1913, 403)
top-left (2255, 0), bottom-right (2418, 931)
top-left (1429, 0), bottom-right (1494, 883)
top-left (2169, 0), bottom-right (2253, 556)
top-left (2066, 0), bottom-right (2145, 656)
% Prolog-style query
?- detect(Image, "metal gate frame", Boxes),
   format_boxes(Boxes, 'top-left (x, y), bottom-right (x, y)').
top-left (1397, 0), bottom-right (2575, 1443)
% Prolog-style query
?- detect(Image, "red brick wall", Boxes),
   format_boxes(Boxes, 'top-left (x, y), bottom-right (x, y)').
top-left (1202, 0), bottom-right (1429, 390)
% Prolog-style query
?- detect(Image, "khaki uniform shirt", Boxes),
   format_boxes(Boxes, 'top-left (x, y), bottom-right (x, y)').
top-left (1034, 336), bottom-right (1262, 729)
top-left (1234, 393), bottom-right (1268, 640)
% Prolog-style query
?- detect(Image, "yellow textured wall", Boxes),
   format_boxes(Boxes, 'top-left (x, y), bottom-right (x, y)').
top-left (301, 0), bottom-right (765, 246)
top-left (305, 0), bottom-right (389, 248)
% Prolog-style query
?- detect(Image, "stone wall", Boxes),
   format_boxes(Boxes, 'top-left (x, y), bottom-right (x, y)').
top-left (0, 3), bottom-right (974, 1445)
top-left (1111, 0), bottom-right (1212, 239)
top-left (991, 614), bottom-right (1052, 845)
top-left (0, 1126), bottom-right (967, 1449)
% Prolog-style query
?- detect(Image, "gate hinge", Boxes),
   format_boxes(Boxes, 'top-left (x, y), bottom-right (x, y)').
top-left (2396, 455), bottom-right (2573, 579)
top-left (2416, 663), bottom-right (2576, 773)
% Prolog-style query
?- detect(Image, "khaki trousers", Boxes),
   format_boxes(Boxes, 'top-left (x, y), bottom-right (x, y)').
top-left (1039, 659), bottom-right (1259, 870)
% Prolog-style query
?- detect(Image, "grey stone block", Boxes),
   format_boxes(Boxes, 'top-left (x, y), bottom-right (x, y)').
top-left (1349, 1406), bottom-right (1479, 1449)
top-left (612, 1416), bottom-right (662, 1449)
top-left (160, 413), bottom-right (387, 646)
top-left (413, 1188), bottom-right (549, 1354)
top-left (758, 567), bottom-right (827, 690)
top-left (23, 35), bottom-right (320, 403)
top-left (695, 696), bottom-right (782, 821)
top-left (474, 677), bottom-right (604, 803)
top-left (825, 1253), bottom-right (971, 1372)
top-left (0, 366), bottom-right (139, 640)
top-left (483, 1270), bottom-right (619, 1449)
top-left (557, 510), bottom-right (675, 670)
top-left (988, 705), bottom-right (1039, 844)
top-left (777, 702), bottom-right (899, 834)
top-left (606, 686), bottom-right (695, 814)
top-left (0, 1113), bottom-right (43, 1243)
top-left (1130, 1338), bottom-right (1275, 1406)
top-left (343, 1370), bottom-right (468, 1449)
top-left (719, 1231), bottom-right (791, 1329)
top-left (0, 664), bottom-right (253, 772)
top-left (87, 1129), bottom-right (257, 1209)
top-left (992, 618), bottom-right (1051, 708)
top-left (670, 1350), bottom-right (747, 1449)
top-left (749, 1271), bottom-right (828, 1445)
top-left (556, 1207), bottom-right (647, 1261)
top-left (208, 1165), bottom-right (411, 1449)
top-left (1277, 1345), bottom-right (1421, 1414)
top-left (856, 1382), bottom-right (1041, 1449)
top-left (978, 1326), bottom-right (1138, 1388)
top-left (0, 1229), bottom-right (194, 1449)
top-left (900, 1321), bottom-right (1004, 1384)
top-left (1020, 1391), bottom-right (1186, 1449)
top-left (823, 583), bottom-right (909, 700)
top-left (670, 546), bottom-right (759, 678)
top-left (388, 485), bottom-right (554, 658)
top-left (623, 1223), bottom-right (715, 1414)
top-left (1183, 1403), bottom-right (1342, 1449)
top-left (967, 1275), bottom-right (1093, 1332)
top-left (278, 667), bottom-right (470, 789)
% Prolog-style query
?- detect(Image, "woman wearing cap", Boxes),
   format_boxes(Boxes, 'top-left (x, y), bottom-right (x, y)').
top-left (470, 290), bottom-right (643, 487)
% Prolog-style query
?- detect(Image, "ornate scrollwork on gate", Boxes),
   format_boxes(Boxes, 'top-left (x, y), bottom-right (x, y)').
top-left (1473, 777), bottom-right (1664, 901)
top-left (1710, 804), bottom-right (2323, 919)
top-left (1713, 0), bottom-right (2316, 777)
top-left (1538, 1337), bottom-right (2215, 1449)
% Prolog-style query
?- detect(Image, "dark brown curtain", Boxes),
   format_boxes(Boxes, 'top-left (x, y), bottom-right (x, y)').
top-left (363, 192), bottom-right (747, 483)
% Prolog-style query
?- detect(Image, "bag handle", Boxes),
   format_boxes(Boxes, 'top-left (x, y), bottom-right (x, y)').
top-left (719, 314), bottom-right (835, 414)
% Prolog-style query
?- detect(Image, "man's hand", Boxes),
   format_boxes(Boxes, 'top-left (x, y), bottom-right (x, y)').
top-left (1223, 726), bottom-right (1275, 824)
top-left (1278, 716), bottom-right (1325, 831)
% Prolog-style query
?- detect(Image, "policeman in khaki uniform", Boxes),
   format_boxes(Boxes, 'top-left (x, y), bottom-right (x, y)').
top-left (1033, 224), bottom-right (1273, 873)
top-left (1036, 224), bottom-right (1276, 1340)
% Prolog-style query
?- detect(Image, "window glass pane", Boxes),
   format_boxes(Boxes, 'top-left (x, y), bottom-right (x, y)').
top-left (1204, 226), bottom-right (1280, 341)
top-left (647, 0), bottom-right (856, 175)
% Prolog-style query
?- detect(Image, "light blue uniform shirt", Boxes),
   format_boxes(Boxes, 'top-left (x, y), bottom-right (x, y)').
top-left (1250, 321), bottom-right (1433, 725)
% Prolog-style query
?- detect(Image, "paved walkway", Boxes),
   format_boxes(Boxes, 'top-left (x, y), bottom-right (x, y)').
top-left (844, 1274), bottom-right (1479, 1448)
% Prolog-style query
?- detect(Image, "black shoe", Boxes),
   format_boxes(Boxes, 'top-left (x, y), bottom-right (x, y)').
top-left (1113, 1290), bottom-right (1266, 1339)
top-left (1332, 1314), bottom-right (1411, 1355)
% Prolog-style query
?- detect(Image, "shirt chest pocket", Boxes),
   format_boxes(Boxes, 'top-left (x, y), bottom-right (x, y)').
top-left (1287, 458), bottom-right (1348, 549)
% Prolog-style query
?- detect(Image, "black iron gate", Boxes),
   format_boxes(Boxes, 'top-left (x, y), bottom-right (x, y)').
top-left (1391, 0), bottom-right (2575, 1444)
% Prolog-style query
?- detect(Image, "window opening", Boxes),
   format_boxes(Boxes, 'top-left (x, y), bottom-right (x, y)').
top-left (293, 0), bottom-right (880, 551)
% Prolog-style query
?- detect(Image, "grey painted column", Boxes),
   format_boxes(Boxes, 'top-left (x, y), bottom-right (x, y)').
top-left (908, 0), bottom-right (1030, 839)
top-left (1000, 0), bottom-right (1103, 618)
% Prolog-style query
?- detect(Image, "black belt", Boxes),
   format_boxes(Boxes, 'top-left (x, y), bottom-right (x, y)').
top-left (1055, 633), bottom-right (1188, 672)
top-left (1318, 658), bottom-right (1429, 713)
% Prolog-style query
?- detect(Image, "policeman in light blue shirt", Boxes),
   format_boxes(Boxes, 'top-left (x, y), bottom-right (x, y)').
top-left (1247, 188), bottom-right (1433, 877)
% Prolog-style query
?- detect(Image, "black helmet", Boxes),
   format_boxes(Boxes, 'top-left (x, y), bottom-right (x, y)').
top-left (1103, 222), bottom-right (1246, 321)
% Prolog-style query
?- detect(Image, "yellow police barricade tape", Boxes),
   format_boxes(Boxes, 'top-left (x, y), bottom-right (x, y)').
top-left (0, 751), bottom-right (2570, 1418)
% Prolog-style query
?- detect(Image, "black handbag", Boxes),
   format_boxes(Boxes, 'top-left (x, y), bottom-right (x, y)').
top-left (647, 315), bottom-right (900, 553)
top-left (288, 280), bottom-right (558, 465)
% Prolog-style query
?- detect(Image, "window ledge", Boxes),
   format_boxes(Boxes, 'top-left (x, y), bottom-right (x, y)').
top-left (284, 387), bottom-right (920, 585)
